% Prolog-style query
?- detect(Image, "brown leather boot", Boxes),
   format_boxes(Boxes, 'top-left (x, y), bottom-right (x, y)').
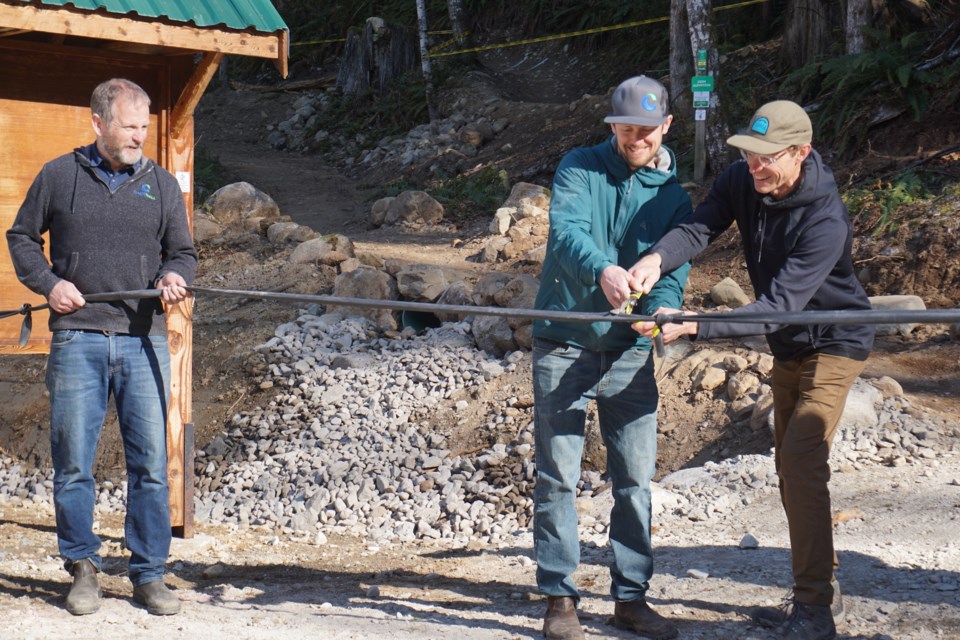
top-left (613, 598), bottom-right (678, 639)
top-left (543, 595), bottom-right (584, 640)
top-left (65, 558), bottom-right (101, 615)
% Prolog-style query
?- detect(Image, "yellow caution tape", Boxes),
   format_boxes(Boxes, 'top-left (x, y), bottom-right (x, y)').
top-left (427, 0), bottom-right (769, 59)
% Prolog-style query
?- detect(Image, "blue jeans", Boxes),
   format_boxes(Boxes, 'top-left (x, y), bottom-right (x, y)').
top-left (46, 330), bottom-right (172, 585)
top-left (532, 337), bottom-right (659, 602)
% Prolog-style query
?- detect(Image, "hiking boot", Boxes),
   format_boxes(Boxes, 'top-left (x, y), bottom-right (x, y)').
top-left (543, 596), bottom-right (584, 640)
top-left (767, 601), bottom-right (836, 639)
top-left (132, 580), bottom-right (181, 615)
top-left (613, 598), bottom-right (678, 640)
top-left (752, 579), bottom-right (844, 629)
top-left (65, 558), bottom-right (101, 615)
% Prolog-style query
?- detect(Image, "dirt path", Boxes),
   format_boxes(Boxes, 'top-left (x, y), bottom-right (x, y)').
top-left (196, 88), bottom-right (371, 236)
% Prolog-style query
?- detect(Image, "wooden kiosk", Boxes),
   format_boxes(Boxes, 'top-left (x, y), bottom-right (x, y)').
top-left (0, 0), bottom-right (288, 537)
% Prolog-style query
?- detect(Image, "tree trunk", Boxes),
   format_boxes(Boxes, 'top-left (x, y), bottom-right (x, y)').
top-left (447, 0), bottom-right (467, 46)
top-left (669, 0), bottom-right (693, 119)
top-left (336, 18), bottom-right (417, 98)
top-left (846, 0), bottom-right (872, 54)
top-left (416, 0), bottom-right (438, 122)
top-left (686, 0), bottom-right (729, 176)
top-left (784, 0), bottom-right (844, 68)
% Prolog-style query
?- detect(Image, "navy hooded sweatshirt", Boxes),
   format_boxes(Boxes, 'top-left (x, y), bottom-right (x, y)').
top-left (652, 149), bottom-right (874, 362)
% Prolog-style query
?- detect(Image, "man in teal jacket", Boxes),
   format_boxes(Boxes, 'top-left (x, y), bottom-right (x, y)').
top-left (532, 75), bottom-right (690, 640)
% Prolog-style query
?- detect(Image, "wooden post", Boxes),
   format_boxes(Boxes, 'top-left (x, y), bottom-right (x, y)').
top-left (694, 119), bottom-right (706, 183)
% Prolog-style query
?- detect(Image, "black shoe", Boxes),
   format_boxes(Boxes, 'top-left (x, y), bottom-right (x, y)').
top-left (761, 601), bottom-right (836, 640)
top-left (752, 579), bottom-right (844, 629)
top-left (613, 598), bottom-right (678, 640)
top-left (65, 558), bottom-right (101, 615)
top-left (543, 596), bottom-right (584, 640)
top-left (132, 580), bottom-right (181, 615)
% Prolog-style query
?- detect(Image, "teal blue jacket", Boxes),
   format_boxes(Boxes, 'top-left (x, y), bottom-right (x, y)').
top-left (533, 137), bottom-right (691, 351)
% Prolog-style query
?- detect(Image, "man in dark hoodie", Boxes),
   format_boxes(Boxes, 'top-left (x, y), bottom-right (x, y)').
top-left (532, 75), bottom-right (690, 640)
top-left (631, 101), bottom-right (874, 640)
top-left (6, 78), bottom-right (197, 617)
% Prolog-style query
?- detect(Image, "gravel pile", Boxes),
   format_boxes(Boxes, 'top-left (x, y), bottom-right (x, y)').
top-left (1, 315), bottom-right (957, 547)
top-left (194, 311), bottom-right (539, 545)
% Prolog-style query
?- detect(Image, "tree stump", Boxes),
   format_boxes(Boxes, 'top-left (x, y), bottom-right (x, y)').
top-left (337, 17), bottom-right (417, 97)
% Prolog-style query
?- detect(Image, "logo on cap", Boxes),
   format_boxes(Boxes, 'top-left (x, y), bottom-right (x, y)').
top-left (641, 93), bottom-right (658, 112)
top-left (750, 117), bottom-right (769, 135)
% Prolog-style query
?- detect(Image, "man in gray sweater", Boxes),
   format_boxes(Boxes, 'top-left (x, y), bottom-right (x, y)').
top-left (6, 78), bottom-right (197, 616)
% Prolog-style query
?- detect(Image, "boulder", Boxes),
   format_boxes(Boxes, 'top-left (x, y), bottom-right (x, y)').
top-left (370, 197), bottom-right (394, 228)
top-left (290, 234), bottom-right (356, 266)
top-left (331, 267), bottom-right (399, 330)
top-left (267, 222), bottom-right (316, 245)
top-left (501, 182), bottom-right (551, 211)
top-left (869, 294), bottom-right (926, 336)
top-left (711, 277), bottom-right (751, 308)
top-left (472, 315), bottom-right (516, 357)
top-left (395, 265), bottom-right (467, 301)
top-left (193, 211), bottom-right (223, 243)
top-left (435, 282), bottom-right (474, 323)
top-left (472, 272), bottom-right (512, 306)
top-left (384, 190), bottom-right (444, 226)
top-left (204, 181), bottom-right (280, 225)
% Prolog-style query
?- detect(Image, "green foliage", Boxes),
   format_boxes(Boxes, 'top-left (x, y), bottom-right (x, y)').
top-left (432, 166), bottom-right (512, 222)
top-left (193, 146), bottom-right (232, 204)
top-left (782, 28), bottom-right (952, 155)
top-left (844, 171), bottom-right (933, 237)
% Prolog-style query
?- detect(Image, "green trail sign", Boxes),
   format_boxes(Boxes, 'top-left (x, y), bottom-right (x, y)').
top-left (690, 75), bottom-right (714, 92)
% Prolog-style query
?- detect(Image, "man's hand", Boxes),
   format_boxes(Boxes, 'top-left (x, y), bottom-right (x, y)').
top-left (599, 265), bottom-right (640, 310)
top-left (632, 306), bottom-right (698, 344)
top-left (47, 280), bottom-right (85, 314)
top-left (155, 272), bottom-right (191, 305)
top-left (628, 253), bottom-right (663, 294)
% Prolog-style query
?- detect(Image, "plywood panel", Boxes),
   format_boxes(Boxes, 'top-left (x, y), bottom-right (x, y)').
top-left (0, 49), bottom-right (162, 352)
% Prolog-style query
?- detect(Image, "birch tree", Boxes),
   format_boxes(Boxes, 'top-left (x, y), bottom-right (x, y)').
top-left (686, 0), bottom-right (729, 174)
top-left (415, 0), bottom-right (438, 122)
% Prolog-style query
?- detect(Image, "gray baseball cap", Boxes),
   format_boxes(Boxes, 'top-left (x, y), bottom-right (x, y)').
top-left (604, 75), bottom-right (669, 126)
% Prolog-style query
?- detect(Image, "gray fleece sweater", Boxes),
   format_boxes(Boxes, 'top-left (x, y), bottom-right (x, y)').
top-left (6, 145), bottom-right (198, 336)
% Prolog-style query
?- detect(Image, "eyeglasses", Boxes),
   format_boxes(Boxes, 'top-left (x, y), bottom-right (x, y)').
top-left (740, 148), bottom-right (792, 167)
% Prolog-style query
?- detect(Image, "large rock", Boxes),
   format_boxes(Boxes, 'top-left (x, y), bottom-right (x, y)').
top-left (472, 272), bottom-right (512, 306)
top-left (869, 294), bottom-right (926, 336)
top-left (472, 315), bottom-right (516, 357)
top-left (395, 265), bottom-right (467, 301)
top-left (711, 277), bottom-right (751, 308)
top-left (204, 182), bottom-right (280, 226)
top-left (370, 197), bottom-right (394, 228)
top-left (434, 282), bottom-right (474, 323)
top-left (502, 182), bottom-right (550, 211)
top-left (290, 234), bottom-right (356, 266)
top-left (384, 191), bottom-right (444, 226)
top-left (192, 211), bottom-right (223, 243)
top-left (267, 222), bottom-right (317, 245)
top-left (331, 267), bottom-right (399, 330)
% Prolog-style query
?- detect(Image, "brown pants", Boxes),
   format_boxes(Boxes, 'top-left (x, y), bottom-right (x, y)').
top-left (771, 352), bottom-right (866, 607)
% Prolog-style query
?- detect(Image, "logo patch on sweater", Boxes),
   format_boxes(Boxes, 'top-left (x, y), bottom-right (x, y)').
top-left (134, 183), bottom-right (156, 201)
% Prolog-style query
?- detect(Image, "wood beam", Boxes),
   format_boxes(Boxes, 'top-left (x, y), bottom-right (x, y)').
top-left (171, 52), bottom-right (222, 138)
top-left (0, 2), bottom-right (287, 63)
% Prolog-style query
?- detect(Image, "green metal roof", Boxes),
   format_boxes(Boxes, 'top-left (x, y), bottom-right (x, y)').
top-left (23, 0), bottom-right (287, 33)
